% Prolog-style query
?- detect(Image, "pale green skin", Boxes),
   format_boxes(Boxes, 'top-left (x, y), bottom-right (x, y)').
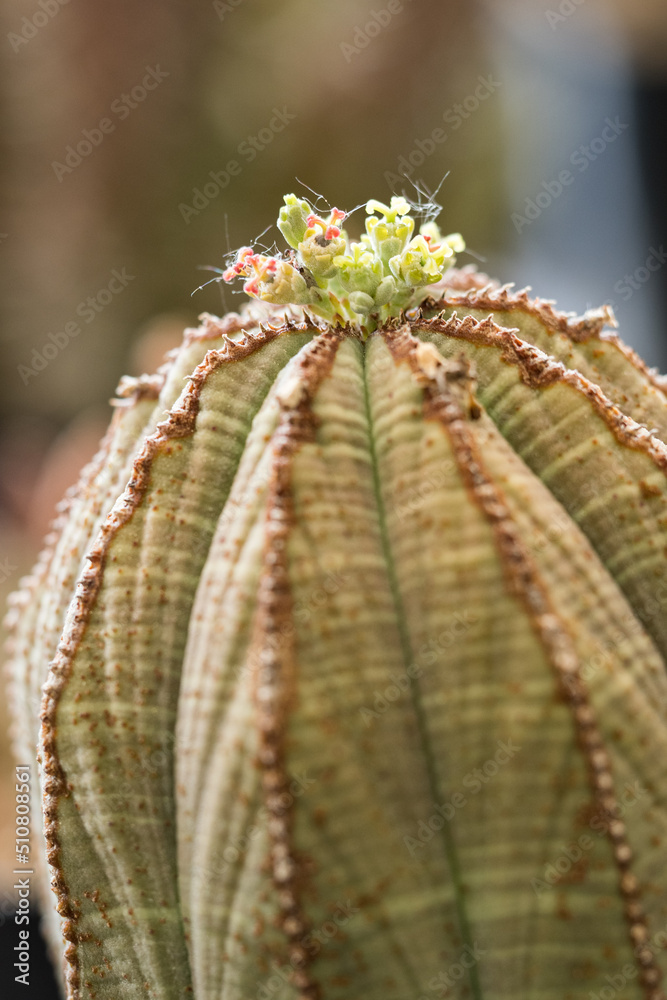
top-left (6, 284), bottom-right (667, 1000)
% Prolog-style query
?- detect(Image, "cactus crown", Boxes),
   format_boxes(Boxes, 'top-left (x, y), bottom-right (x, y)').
top-left (221, 193), bottom-right (464, 333)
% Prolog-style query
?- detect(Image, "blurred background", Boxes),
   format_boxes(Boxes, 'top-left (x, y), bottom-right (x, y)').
top-left (1, 0), bottom-right (666, 994)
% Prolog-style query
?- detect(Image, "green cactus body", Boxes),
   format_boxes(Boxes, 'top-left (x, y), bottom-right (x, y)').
top-left (5, 196), bottom-right (667, 1000)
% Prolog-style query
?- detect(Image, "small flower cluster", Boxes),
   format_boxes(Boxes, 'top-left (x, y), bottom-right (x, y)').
top-left (222, 194), bottom-right (464, 334)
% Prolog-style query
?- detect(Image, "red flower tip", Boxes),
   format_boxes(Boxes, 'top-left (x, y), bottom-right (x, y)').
top-left (330, 208), bottom-right (345, 224)
top-left (325, 226), bottom-right (341, 240)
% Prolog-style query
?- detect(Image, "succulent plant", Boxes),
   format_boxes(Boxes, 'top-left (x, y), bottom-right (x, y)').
top-left (6, 193), bottom-right (667, 1000)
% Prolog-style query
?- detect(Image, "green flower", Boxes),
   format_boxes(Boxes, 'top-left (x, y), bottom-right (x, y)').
top-left (277, 194), bottom-right (311, 249)
top-left (298, 233), bottom-right (347, 280)
top-left (222, 192), bottom-right (465, 333)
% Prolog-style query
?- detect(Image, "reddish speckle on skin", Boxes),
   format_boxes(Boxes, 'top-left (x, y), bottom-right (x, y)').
top-left (640, 480), bottom-right (662, 499)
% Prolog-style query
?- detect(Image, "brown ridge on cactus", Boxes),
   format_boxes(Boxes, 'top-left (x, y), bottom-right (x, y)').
top-left (429, 285), bottom-right (616, 341)
top-left (419, 312), bottom-right (667, 471)
top-left (429, 284), bottom-right (667, 420)
top-left (183, 310), bottom-right (261, 346)
top-left (184, 304), bottom-right (308, 346)
top-left (8, 385), bottom-right (166, 754)
top-left (4, 409), bottom-right (133, 957)
top-left (113, 370), bottom-right (168, 405)
top-left (6, 414), bottom-right (120, 694)
top-left (382, 323), bottom-right (665, 998)
top-left (39, 323), bottom-right (307, 999)
top-left (411, 310), bottom-right (667, 658)
top-left (439, 281), bottom-right (661, 367)
top-left (251, 328), bottom-right (344, 1000)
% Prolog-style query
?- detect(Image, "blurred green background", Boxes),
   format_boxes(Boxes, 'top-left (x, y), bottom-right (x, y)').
top-left (1, 0), bottom-right (667, 991)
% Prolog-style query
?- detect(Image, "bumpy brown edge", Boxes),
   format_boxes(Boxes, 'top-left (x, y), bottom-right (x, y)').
top-left (7, 319), bottom-right (183, 692)
top-left (110, 305), bottom-right (308, 406)
top-left (4, 408), bottom-right (122, 759)
top-left (413, 312), bottom-right (667, 475)
top-left (3, 409), bottom-right (137, 993)
top-left (382, 322), bottom-right (665, 999)
top-left (423, 284), bottom-right (667, 398)
top-left (13, 307), bottom-right (255, 669)
top-left (111, 309), bottom-right (264, 405)
top-left (113, 371), bottom-right (166, 405)
top-left (184, 302), bottom-right (307, 346)
top-left (38, 321), bottom-right (312, 999)
top-left (3, 436), bottom-right (118, 987)
top-left (249, 328), bottom-right (345, 1000)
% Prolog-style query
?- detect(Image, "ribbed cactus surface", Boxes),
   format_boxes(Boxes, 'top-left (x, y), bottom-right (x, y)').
top-left (5, 197), bottom-right (667, 1000)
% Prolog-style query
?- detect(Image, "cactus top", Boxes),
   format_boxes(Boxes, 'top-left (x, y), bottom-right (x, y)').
top-left (221, 194), bottom-right (464, 334)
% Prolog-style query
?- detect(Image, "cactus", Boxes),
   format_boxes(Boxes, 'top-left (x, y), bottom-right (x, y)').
top-left (5, 193), bottom-right (667, 1000)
